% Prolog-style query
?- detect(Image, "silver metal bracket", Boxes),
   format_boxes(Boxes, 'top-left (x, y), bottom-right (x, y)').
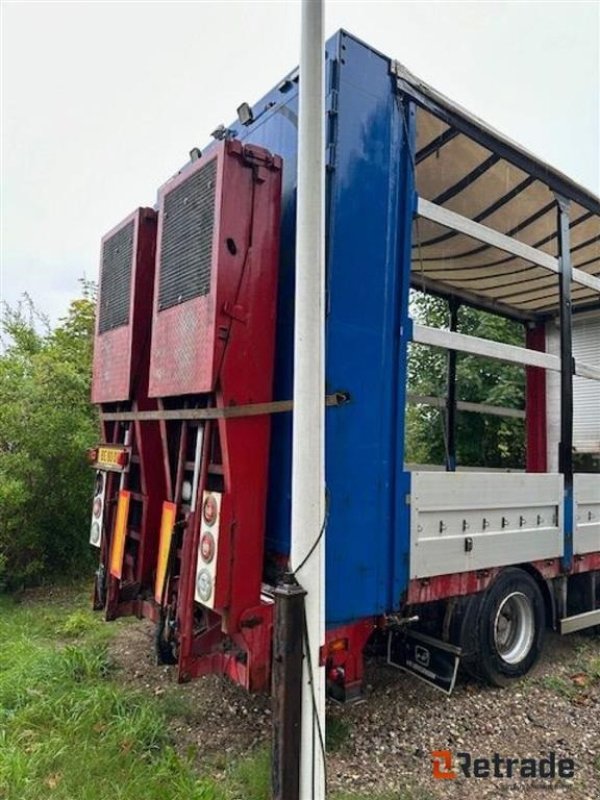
top-left (560, 608), bottom-right (600, 635)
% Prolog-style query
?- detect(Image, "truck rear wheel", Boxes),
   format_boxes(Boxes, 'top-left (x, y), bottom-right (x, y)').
top-left (461, 568), bottom-right (546, 686)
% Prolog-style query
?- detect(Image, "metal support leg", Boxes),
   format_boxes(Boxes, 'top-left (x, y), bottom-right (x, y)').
top-left (272, 577), bottom-right (307, 800)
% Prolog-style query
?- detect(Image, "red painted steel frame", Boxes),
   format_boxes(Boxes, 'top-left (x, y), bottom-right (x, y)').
top-left (406, 553), bottom-right (600, 605)
top-left (526, 324), bottom-right (548, 473)
top-left (181, 602), bottom-right (275, 691)
top-left (149, 140), bottom-right (281, 398)
top-left (147, 141), bottom-right (283, 691)
top-left (324, 620), bottom-right (378, 700)
top-left (92, 208), bottom-right (157, 404)
top-left (91, 209), bottom-right (166, 619)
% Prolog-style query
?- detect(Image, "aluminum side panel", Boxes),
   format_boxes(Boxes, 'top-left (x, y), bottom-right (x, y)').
top-left (574, 473), bottom-right (600, 555)
top-left (410, 472), bottom-right (564, 579)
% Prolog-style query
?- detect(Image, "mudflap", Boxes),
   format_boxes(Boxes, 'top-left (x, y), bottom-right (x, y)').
top-left (387, 628), bottom-right (461, 695)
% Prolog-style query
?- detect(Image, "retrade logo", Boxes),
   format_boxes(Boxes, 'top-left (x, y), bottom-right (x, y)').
top-left (431, 750), bottom-right (455, 780)
top-left (431, 750), bottom-right (575, 780)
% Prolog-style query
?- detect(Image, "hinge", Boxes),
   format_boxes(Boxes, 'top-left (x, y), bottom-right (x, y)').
top-left (402, 317), bottom-right (414, 341)
top-left (326, 142), bottom-right (336, 171)
top-left (326, 89), bottom-right (338, 116)
top-left (326, 87), bottom-right (338, 171)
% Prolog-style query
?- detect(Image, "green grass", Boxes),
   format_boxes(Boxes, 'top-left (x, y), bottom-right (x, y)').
top-left (0, 593), bottom-right (221, 800)
top-left (537, 674), bottom-right (577, 699)
top-left (0, 590), bottom-right (406, 800)
top-left (326, 715), bottom-right (350, 752)
top-left (536, 641), bottom-right (600, 702)
top-left (229, 748), bottom-right (271, 800)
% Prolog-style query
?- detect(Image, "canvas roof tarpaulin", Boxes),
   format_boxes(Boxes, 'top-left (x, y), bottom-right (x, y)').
top-left (392, 62), bottom-right (600, 319)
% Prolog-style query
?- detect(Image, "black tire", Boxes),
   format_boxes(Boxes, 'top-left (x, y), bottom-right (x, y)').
top-left (460, 568), bottom-right (546, 687)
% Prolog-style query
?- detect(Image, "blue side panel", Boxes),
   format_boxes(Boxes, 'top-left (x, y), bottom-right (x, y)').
top-left (391, 99), bottom-right (417, 605)
top-left (562, 484), bottom-right (574, 570)
top-left (323, 33), bottom-right (408, 624)
top-left (228, 31), bottom-right (414, 626)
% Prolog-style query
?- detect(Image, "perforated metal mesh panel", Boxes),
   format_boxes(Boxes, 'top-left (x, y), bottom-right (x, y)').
top-left (158, 159), bottom-right (217, 311)
top-left (98, 221), bottom-right (134, 334)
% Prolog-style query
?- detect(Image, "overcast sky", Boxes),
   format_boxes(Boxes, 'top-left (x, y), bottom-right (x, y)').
top-left (1, 0), bottom-right (599, 325)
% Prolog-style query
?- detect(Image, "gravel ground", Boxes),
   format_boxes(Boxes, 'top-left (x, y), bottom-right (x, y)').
top-left (109, 620), bottom-right (600, 800)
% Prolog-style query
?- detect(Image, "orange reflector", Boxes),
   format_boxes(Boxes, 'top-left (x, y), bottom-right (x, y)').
top-left (154, 501), bottom-right (177, 604)
top-left (328, 637), bottom-right (349, 654)
top-left (109, 490), bottom-right (131, 579)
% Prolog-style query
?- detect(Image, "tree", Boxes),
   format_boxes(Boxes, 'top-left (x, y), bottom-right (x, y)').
top-left (406, 292), bottom-right (525, 469)
top-left (0, 283), bottom-right (99, 589)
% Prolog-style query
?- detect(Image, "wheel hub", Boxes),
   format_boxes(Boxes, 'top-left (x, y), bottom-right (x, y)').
top-left (493, 591), bottom-right (535, 665)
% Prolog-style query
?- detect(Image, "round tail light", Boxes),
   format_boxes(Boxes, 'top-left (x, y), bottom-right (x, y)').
top-left (203, 495), bottom-right (218, 526)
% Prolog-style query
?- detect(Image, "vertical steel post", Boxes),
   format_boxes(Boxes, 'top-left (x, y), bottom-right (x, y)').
top-left (525, 322), bottom-right (548, 473)
top-left (446, 299), bottom-right (459, 471)
top-left (291, 0), bottom-right (326, 797)
top-left (271, 578), bottom-right (307, 800)
top-left (556, 195), bottom-right (573, 571)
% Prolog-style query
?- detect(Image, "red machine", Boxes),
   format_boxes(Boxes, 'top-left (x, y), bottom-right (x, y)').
top-left (147, 139), bottom-right (282, 687)
top-left (90, 141), bottom-right (283, 688)
top-left (89, 208), bottom-right (166, 618)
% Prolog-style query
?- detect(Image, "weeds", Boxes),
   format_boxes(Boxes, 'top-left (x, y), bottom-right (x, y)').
top-left (536, 639), bottom-right (600, 703)
top-left (0, 589), bottom-right (434, 800)
top-left (57, 609), bottom-right (102, 639)
top-left (0, 594), bottom-right (220, 800)
top-left (229, 748), bottom-right (271, 800)
top-left (326, 715), bottom-right (350, 752)
top-left (538, 675), bottom-right (577, 699)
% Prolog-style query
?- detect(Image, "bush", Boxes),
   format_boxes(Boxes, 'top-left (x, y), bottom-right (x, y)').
top-left (0, 284), bottom-right (99, 589)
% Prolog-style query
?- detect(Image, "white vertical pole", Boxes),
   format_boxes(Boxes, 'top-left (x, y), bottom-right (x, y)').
top-left (291, 0), bottom-right (326, 798)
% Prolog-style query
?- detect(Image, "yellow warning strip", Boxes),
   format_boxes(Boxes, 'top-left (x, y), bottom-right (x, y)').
top-left (154, 501), bottom-right (177, 604)
top-left (109, 490), bottom-right (131, 579)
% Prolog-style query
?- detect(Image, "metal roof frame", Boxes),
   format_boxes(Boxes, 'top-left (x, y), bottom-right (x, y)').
top-left (391, 60), bottom-right (600, 216)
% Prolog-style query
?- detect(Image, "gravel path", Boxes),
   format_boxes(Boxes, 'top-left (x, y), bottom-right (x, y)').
top-left (110, 620), bottom-right (599, 799)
